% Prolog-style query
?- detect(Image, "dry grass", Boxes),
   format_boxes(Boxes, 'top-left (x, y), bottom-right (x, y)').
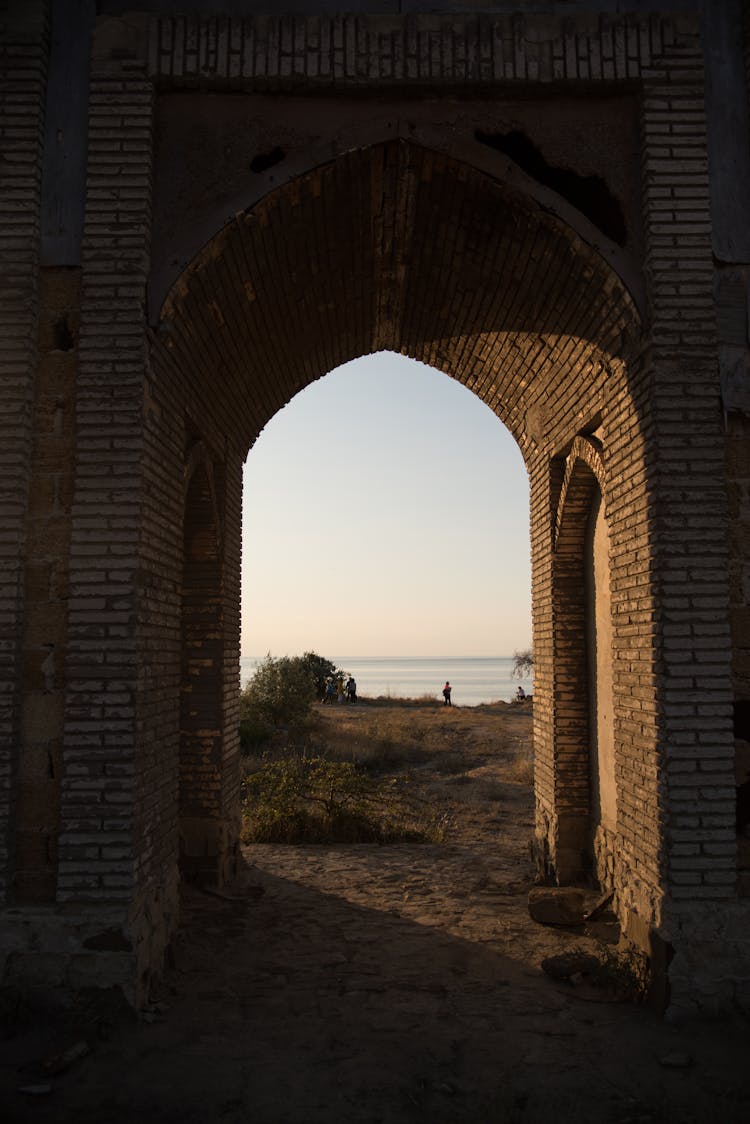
top-left (241, 697), bottom-right (534, 846)
top-left (506, 746), bottom-right (535, 785)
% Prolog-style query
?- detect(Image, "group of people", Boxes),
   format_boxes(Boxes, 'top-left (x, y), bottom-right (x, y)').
top-left (323, 674), bottom-right (357, 704)
top-left (322, 677), bottom-right (527, 707)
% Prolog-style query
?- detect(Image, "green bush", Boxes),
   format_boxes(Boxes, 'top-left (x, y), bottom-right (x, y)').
top-left (240, 651), bottom-right (339, 727)
top-left (239, 715), bottom-right (274, 755)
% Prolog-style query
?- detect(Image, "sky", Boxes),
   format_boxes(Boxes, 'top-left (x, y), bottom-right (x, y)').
top-left (241, 352), bottom-right (532, 658)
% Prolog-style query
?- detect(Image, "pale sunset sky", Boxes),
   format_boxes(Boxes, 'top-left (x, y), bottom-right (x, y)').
top-left (241, 352), bottom-right (532, 658)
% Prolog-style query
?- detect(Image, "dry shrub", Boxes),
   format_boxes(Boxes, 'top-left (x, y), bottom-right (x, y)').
top-left (506, 748), bottom-right (534, 785)
top-left (590, 940), bottom-right (650, 1003)
top-left (241, 752), bottom-right (447, 844)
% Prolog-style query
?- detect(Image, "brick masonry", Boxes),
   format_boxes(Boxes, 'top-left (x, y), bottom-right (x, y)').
top-left (1, 3), bottom-right (748, 1016)
top-left (0, 0), bottom-right (48, 903)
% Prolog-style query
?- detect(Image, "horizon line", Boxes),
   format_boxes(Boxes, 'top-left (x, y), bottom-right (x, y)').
top-left (240, 653), bottom-right (522, 660)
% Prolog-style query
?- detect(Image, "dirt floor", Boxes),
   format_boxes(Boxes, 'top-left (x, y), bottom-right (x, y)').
top-left (2, 699), bottom-right (750, 1123)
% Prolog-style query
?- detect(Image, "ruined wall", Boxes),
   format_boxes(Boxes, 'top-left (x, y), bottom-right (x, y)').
top-left (726, 2), bottom-right (750, 900)
top-left (15, 268), bottom-right (78, 905)
top-left (0, 1), bottom-right (48, 902)
top-left (1, 2), bottom-right (748, 1016)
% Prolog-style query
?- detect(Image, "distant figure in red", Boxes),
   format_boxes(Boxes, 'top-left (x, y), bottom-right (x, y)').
top-left (442, 681), bottom-right (452, 706)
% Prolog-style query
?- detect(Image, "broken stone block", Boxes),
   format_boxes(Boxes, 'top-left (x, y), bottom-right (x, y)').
top-left (528, 887), bottom-right (585, 926)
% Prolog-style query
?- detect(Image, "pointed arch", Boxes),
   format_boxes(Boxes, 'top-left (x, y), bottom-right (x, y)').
top-left (551, 435), bottom-right (616, 883)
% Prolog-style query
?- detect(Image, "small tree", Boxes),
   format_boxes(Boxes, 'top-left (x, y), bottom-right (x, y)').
top-left (298, 650), bottom-right (340, 700)
top-left (511, 648), bottom-right (534, 680)
top-left (240, 654), bottom-right (318, 727)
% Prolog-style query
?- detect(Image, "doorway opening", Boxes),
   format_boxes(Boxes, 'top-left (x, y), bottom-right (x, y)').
top-left (240, 351), bottom-right (532, 685)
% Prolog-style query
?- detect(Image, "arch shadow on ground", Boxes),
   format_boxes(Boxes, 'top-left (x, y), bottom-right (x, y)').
top-left (4, 845), bottom-right (749, 1124)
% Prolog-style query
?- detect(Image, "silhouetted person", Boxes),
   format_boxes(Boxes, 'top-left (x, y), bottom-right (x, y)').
top-left (442, 681), bottom-right (452, 706)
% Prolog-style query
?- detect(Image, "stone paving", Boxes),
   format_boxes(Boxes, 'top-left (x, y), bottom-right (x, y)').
top-left (3, 832), bottom-right (750, 1123)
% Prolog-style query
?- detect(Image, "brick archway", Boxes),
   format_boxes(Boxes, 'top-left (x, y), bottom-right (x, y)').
top-left (148, 137), bottom-right (646, 912)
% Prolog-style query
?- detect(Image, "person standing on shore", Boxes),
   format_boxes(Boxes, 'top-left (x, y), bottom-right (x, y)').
top-left (442, 681), bottom-right (452, 706)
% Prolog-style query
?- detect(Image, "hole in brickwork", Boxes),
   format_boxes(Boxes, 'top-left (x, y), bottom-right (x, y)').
top-left (734, 699), bottom-right (750, 739)
top-left (250, 146), bottom-right (286, 174)
top-left (53, 314), bottom-right (74, 352)
top-left (474, 129), bottom-right (627, 247)
top-left (737, 781), bottom-right (750, 835)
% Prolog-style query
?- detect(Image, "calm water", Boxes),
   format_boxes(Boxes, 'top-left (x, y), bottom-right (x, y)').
top-left (240, 656), bottom-right (532, 707)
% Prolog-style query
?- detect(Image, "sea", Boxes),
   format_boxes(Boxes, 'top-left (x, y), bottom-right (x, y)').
top-left (240, 655), bottom-right (532, 707)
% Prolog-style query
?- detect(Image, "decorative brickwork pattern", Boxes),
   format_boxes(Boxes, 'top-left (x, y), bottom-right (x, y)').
top-left (145, 11), bottom-right (689, 89)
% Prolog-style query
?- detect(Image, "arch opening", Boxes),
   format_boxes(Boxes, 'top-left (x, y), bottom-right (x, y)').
top-left (148, 137), bottom-right (644, 921)
top-left (240, 352), bottom-right (532, 670)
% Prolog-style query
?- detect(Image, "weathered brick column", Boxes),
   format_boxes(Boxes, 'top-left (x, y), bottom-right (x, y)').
top-left (0, 1), bottom-right (47, 902)
top-left (179, 443), bottom-right (241, 886)
top-left (637, 47), bottom-right (742, 1014)
top-left (53, 42), bottom-right (178, 996)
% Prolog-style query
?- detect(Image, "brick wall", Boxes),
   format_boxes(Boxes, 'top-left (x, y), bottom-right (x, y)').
top-left (152, 137), bottom-right (644, 897)
top-left (141, 10), bottom-right (744, 1009)
top-left (640, 46), bottom-right (737, 920)
top-left (3, 5), bottom-right (747, 1012)
top-left (0, 0), bottom-right (48, 900)
top-left (15, 267), bottom-right (79, 903)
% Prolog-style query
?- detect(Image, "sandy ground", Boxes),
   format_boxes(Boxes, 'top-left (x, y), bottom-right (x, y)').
top-left (2, 700), bottom-right (749, 1123)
